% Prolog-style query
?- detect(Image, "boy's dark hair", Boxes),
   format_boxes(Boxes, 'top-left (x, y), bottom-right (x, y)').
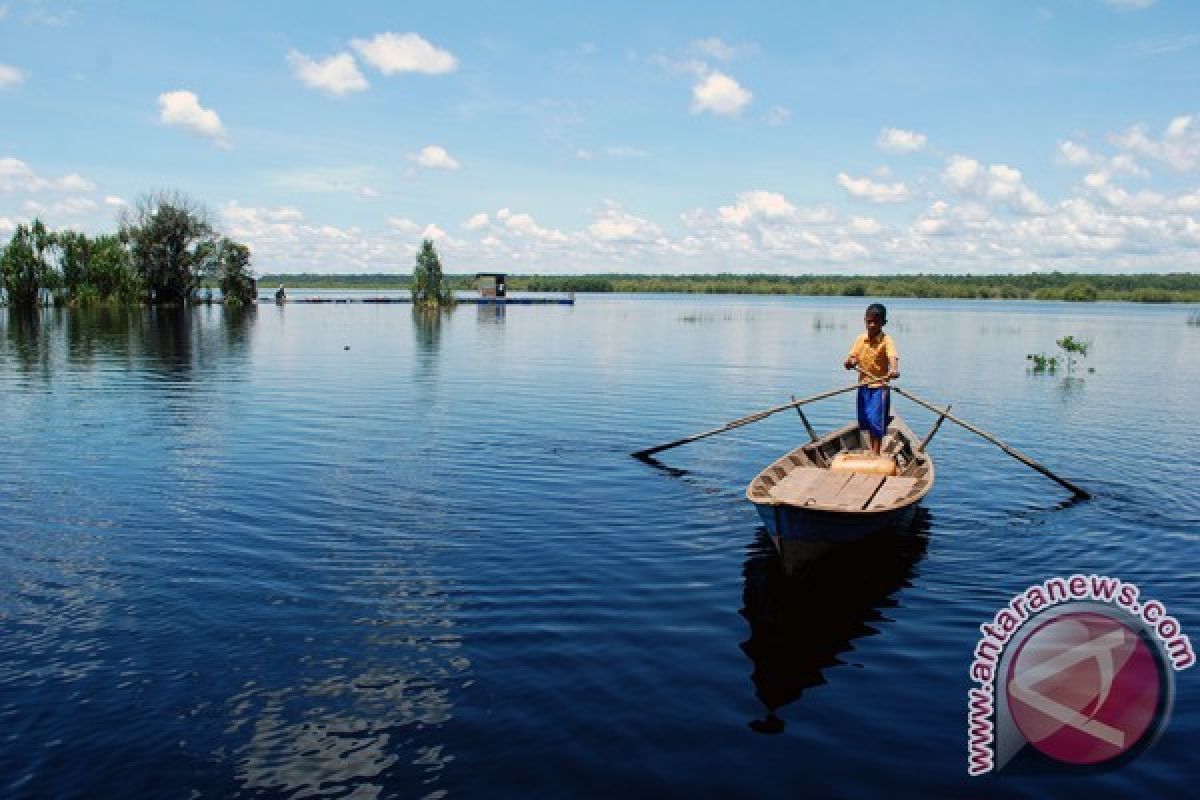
top-left (865, 302), bottom-right (887, 323)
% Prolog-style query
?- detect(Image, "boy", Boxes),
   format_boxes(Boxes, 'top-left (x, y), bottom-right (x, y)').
top-left (843, 303), bottom-right (900, 454)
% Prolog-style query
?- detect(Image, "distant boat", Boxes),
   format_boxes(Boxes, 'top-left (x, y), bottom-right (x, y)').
top-left (745, 416), bottom-right (934, 570)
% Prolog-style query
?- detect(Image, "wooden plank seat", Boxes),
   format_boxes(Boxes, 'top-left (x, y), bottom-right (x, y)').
top-left (769, 468), bottom-right (887, 509)
top-left (865, 476), bottom-right (919, 510)
top-left (767, 467), bottom-right (827, 505)
top-left (768, 466), bottom-right (920, 512)
top-left (828, 472), bottom-right (887, 511)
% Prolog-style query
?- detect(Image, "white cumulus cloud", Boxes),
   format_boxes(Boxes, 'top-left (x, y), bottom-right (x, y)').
top-left (1110, 115), bottom-right (1200, 172)
top-left (286, 49), bottom-right (368, 96)
top-left (200, 111), bottom-right (1200, 274)
top-left (588, 204), bottom-right (661, 242)
top-left (850, 216), bottom-right (883, 235)
top-left (57, 173), bottom-right (94, 192)
top-left (409, 145), bottom-right (460, 170)
top-left (718, 190), bottom-right (797, 224)
top-left (836, 172), bottom-right (911, 203)
top-left (497, 208), bottom-right (568, 243)
top-left (351, 32), bottom-right (458, 75)
top-left (462, 212), bottom-right (489, 230)
top-left (157, 90), bottom-right (229, 146)
top-left (1108, 154), bottom-right (1147, 176)
top-left (691, 71), bottom-right (752, 116)
top-left (1081, 170), bottom-right (1165, 212)
top-left (0, 63), bottom-right (25, 88)
top-left (942, 155), bottom-right (1048, 215)
top-left (943, 154), bottom-right (982, 191)
top-left (1057, 140), bottom-right (1098, 167)
top-left (420, 223), bottom-right (448, 240)
top-left (0, 157), bottom-right (95, 193)
top-left (913, 201), bottom-right (958, 236)
top-left (877, 127), bottom-right (928, 153)
top-left (24, 195), bottom-right (96, 216)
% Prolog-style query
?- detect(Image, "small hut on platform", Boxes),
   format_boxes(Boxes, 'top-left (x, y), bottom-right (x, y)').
top-left (475, 272), bottom-right (506, 299)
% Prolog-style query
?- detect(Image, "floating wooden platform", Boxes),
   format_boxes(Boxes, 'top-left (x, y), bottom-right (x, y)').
top-left (259, 296), bottom-right (574, 305)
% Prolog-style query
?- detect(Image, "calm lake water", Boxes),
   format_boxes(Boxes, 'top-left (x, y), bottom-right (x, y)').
top-left (1, 294), bottom-right (1198, 798)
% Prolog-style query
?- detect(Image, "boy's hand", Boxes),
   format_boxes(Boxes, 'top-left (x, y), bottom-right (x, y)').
top-left (888, 370), bottom-right (900, 380)
top-left (844, 356), bottom-right (859, 370)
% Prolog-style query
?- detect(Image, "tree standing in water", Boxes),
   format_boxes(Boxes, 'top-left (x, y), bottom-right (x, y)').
top-left (411, 238), bottom-right (454, 310)
top-left (214, 238), bottom-right (256, 306)
top-left (120, 190), bottom-right (215, 304)
top-left (1, 220), bottom-right (55, 309)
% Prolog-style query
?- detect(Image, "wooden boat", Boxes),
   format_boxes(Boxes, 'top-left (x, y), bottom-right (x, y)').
top-left (745, 416), bottom-right (934, 570)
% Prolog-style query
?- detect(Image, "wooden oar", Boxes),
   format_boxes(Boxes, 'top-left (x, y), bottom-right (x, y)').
top-left (791, 394), bottom-right (819, 442)
top-left (918, 403), bottom-right (951, 453)
top-left (632, 383), bottom-right (859, 460)
top-left (892, 387), bottom-right (1091, 500)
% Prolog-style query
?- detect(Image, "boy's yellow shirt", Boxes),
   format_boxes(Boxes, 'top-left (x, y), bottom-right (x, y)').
top-left (847, 332), bottom-right (897, 385)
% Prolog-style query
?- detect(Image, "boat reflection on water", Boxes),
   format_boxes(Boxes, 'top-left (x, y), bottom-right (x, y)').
top-left (739, 511), bottom-right (930, 734)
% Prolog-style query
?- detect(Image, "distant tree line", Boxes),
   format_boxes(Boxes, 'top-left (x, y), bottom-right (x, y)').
top-left (256, 271), bottom-right (1200, 302)
top-left (510, 272), bottom-right (1200, 301)
top-left (0, 190), bottom-right (255, 310)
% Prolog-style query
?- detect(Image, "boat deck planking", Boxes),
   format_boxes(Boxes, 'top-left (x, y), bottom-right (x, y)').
top-left (865, 476), bottom-right (920, 511)
top-left (748, 417), bottom-right (934, 517)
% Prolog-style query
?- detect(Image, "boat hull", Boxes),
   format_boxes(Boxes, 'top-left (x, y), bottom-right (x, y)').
top-left (756, 501), bottom-right (920, 566)
top-left (745, 417), bottom-right (934, 573)
top-left (756, 501), bottom-right (918, 542)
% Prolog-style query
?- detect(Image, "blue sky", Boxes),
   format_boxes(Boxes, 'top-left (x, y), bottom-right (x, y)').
top-left (2, 0), bottom-right (1199, 274)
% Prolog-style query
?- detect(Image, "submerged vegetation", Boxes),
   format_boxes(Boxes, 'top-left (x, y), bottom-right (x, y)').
top-left (1026, 352), bottom-right (1059, 373)
top-left (677, 310), bottom-right (756, 323)
top-left (0, 191), bottom-right (255, 309)
top-left (1055, 335), bottom-right (1091, 373)
top-left (1188, 311), bottom-right (1200, 326)
top-left (257, 271), bottom-right (1200, 302)
top-left (1027, 335), bottom-right (1094, 375)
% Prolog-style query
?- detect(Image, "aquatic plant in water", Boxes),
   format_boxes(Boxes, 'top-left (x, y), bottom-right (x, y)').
top-left (1027, 334), bottom-right (1094, 375)
top-left (1056, 335), bottom-right (1091, 373)
top-left (1026, 352), bottom-right (1058, 373)
top-left (811, 316), bottom-right (845, 331)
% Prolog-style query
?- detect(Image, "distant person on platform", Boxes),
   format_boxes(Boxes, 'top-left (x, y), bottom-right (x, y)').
top-left (275, 283), bottom-right (286, 303)
top-left (843, 302), bottom-right (899, 455)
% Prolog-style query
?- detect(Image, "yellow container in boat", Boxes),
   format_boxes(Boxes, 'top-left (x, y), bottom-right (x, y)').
top-left (830, 452), bottom-right (898, 476)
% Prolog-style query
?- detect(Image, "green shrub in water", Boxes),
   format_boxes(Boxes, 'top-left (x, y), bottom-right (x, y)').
top-left (1026, 352), bottom-right (1058, 373)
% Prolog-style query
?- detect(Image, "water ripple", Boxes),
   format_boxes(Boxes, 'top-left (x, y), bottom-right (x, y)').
top-left (1, 298), bottom-right (1196, 798)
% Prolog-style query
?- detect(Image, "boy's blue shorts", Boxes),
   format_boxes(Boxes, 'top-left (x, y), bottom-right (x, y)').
top-left (857, 386), bottom-right (891, 440)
